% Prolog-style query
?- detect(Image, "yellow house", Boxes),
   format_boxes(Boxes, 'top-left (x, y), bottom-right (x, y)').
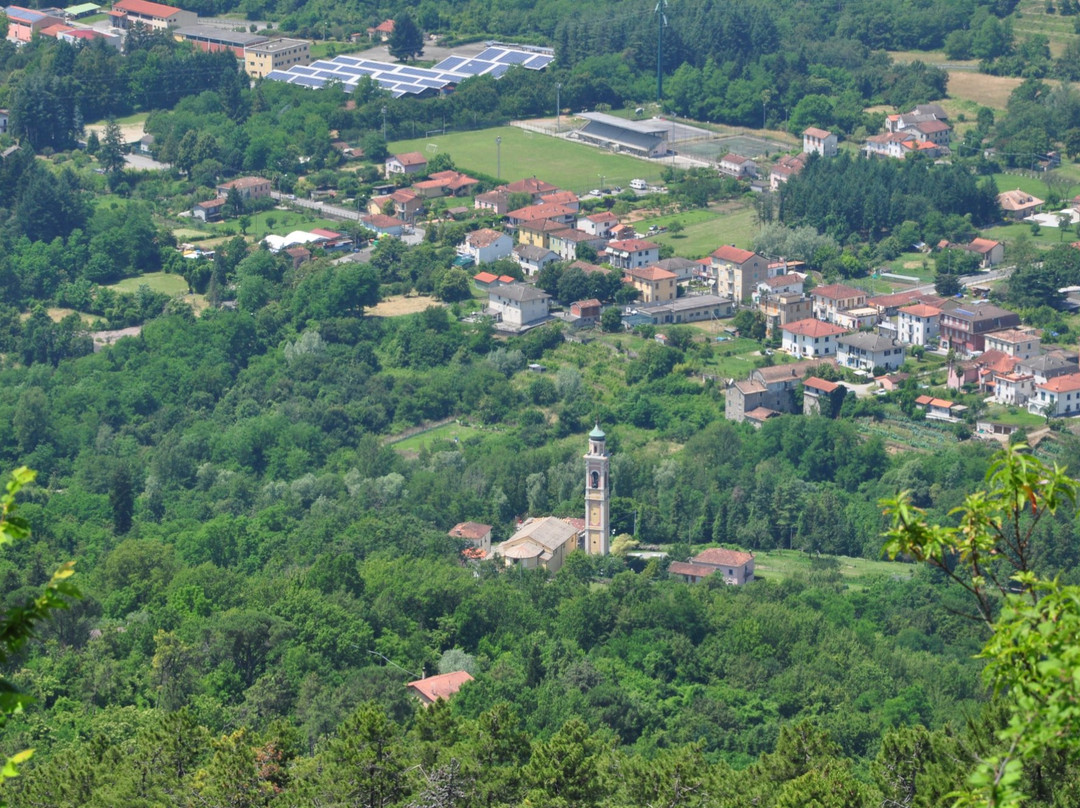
top-left (244, 37), bottom-right (312, 79)
top-left (623, 266), bottom-right (677, 303)
top-left (516, 218), bottom-right (566, 249)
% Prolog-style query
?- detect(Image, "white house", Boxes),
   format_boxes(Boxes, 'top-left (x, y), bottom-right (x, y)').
top-left (605, 238), bottom-right (660, 270)
top-left (719, 153), bottom-right (758, 178)
top-left (781, 318), bottom-right (848, 358)
top-left (487, 283), bottom-right (551, 329)
top-left (803, 127), bottom-right (838, 157)
top-left (992, 372), bottom-right (1035, 407)
top-left (1028, 372), bottom-right (1080, 417)
top-left (577, 211), bottom-right (618, 238)
top-left (836, 333), bottom-right (906, 372)
top-left (811, 283), bottom-right (868, 324)
top-left (897, 303), bottom-right (941, 347)
top-left (459, 228), bottom-right (514, 265)
top-left (384, 151), bottom-right (428, 178)
top-left (512, 244), bottom-right (560, 276)
top-left (983, 329), bottom-right (1041, 360)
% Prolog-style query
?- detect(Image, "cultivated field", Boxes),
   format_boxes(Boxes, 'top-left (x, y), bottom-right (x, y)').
top-left (389, 126), bottom-right (663, 192)
top-left (368, 294), bottom-right (443, 317)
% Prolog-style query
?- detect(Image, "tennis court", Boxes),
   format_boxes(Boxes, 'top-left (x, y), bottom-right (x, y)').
top-left (677, 133), bottom-right (791, 161)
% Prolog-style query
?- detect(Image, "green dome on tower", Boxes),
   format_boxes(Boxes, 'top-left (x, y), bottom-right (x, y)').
top-left (589, 424), bottom-right (605, 440)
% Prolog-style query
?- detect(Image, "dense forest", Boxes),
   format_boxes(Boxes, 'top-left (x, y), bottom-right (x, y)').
top-left (5, 0), bottom-right (1080, 802)
top-left (1, 289), bottom-right (1080, 804)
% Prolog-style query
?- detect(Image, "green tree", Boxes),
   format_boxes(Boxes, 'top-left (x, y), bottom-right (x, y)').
top-left (883, 445), bottom-right (1080, 807)
top-left (527, 718), bottom-right (606, 807)
top-left (99, 119), bottom-right (126, 176)
top-left (311, 702), bottom-right (406, 808)
top-left (389, 12), bottom-right (424, 62)
top-left (0, 468), bottom-right (80, 797)
top-left (600, 306), bottom-right (622, 332)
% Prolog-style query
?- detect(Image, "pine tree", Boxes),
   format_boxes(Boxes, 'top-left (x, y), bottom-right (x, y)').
top-left (389, 12), bottom-right (424, 62)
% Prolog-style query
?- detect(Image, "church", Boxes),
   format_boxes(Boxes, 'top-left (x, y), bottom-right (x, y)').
top-left (494, 426), bottom-right (610, 572)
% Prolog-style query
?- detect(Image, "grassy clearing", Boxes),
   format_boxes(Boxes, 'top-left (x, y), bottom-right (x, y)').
top-left (946, 71), bottom-right (1030, 110)
top-left (650, 205), bottom-right (758, 257)
top-left (882, 253), bottom-right (935, 280)
top-left (752, 549), bottom-right (915, 586)
top-left (108, 272), bottom-right (190, 296)
top-left (390, 422), bottom-right (485, 452)
top-left (390, 126), bottom-right (662, 193)
top-left (1012, 0), bottom-right (1076, 56)
top-left (981, 406), bottom-right (1046, 427)
top-left (993, 172), bottom-right (1057, 199)
top-left (982, 220), bottom-right (1073, 250)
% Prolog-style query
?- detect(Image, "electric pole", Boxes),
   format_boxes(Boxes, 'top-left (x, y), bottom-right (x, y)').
top-left (655, 0), bottom-right (667, 103)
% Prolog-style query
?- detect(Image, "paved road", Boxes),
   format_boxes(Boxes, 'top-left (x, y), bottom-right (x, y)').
top-left (272, 192), bottom-right (426, 244)
top-left (910, 266), bottom-right (1014, 296)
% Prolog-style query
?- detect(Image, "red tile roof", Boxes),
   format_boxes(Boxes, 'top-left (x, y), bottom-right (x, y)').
top-left (473, 272), bottom-right (499, 284)
top-left (803, 376), bottom-right (840, 393)
top-left (967, 237), bottom-right (1001, 254)
top-left (608, 238), bottom-right (659, 253)
top-left (1039, 372), bottom-right (1080, 393)
top-left (114, 0), bottom-right (183, 17)
top-left (813, 283), bottom-right (865, 301)
top-left (782, 318), bottom-right (847, 338)
top-left (503, 177), bottom-right (559, 195)
top-left (508, 202), bottom-right (575, 221)
top-left (899, 303), bottom-right (941, 318)
top-left (764, 273), bottom-right (803, 288)
top-left (448, 521), bottom-right (491, 540)
top-left (694, 547), bottom-right (755, 566)
top-left (466, 228), bottom-right (508, 248)
top-left (803, 127), bottom-right (833, 139)
top-left (408, 671), bottom-right (474, 703)
top-left (669, 561), bottom-right (722, 578)
top-left (711, 245), bottom-right (756, 264)
top-left (625, 266), bottom-right (677, 282)
top-left (391, 151), bottom-right (427, 167)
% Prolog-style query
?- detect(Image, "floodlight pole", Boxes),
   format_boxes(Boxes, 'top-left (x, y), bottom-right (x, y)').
top-left (655, 0), bottom-right (667, 102)
top-left (556, 82), bottom-right (562, 133)
top-left (496, 136), bottom-right (502, 180)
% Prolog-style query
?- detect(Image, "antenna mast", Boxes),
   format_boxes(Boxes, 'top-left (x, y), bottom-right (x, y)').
top-left (655, 0), bottom-right (667, 102)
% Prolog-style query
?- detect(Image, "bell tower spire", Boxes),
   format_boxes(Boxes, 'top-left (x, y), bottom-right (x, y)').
top-left (584, 425), bottom-right (610, 555)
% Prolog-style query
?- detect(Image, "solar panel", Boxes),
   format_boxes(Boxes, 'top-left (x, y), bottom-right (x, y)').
top-left (434, 55), bottom-right (466, 70)
top-left (264, 47), bottom-right (548, 95)
top-left (497, 50), bottom-right (530, 64)
top-left (452, 60), bottom-right (486, 75)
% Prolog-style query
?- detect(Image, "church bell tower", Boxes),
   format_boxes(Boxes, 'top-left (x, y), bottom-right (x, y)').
top-left (584, 425), bottom-right (610, 555)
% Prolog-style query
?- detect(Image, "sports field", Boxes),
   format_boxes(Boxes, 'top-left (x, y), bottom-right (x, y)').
top-left (389, 127), bottom-right (663, 193)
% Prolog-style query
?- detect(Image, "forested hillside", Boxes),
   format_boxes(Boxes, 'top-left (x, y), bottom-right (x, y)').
top-left (5, 0), bottom-right (1080, 801)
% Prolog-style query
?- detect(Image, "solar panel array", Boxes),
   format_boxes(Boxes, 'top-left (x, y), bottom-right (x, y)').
top-left (432, 44), bottom-right (553, 78)
top-left (264, 44), bottom-right (554, 97)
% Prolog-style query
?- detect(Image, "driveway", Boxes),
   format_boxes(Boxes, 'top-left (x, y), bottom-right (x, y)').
top-left (272, 192), bottom-right (426, 244)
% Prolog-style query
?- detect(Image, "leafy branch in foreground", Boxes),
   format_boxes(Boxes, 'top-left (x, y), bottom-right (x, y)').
top-left (882, 445), bottom-right (1080, 808)
top-left (0, 468), bottom-right (80, 799)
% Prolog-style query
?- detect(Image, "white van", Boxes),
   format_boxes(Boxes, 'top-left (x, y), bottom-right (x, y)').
top-left (630, 178), bottom-right (648, 191)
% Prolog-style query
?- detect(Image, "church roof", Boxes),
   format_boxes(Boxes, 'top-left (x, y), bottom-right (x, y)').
top-left (589, 424), bottom-right (605, 439)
